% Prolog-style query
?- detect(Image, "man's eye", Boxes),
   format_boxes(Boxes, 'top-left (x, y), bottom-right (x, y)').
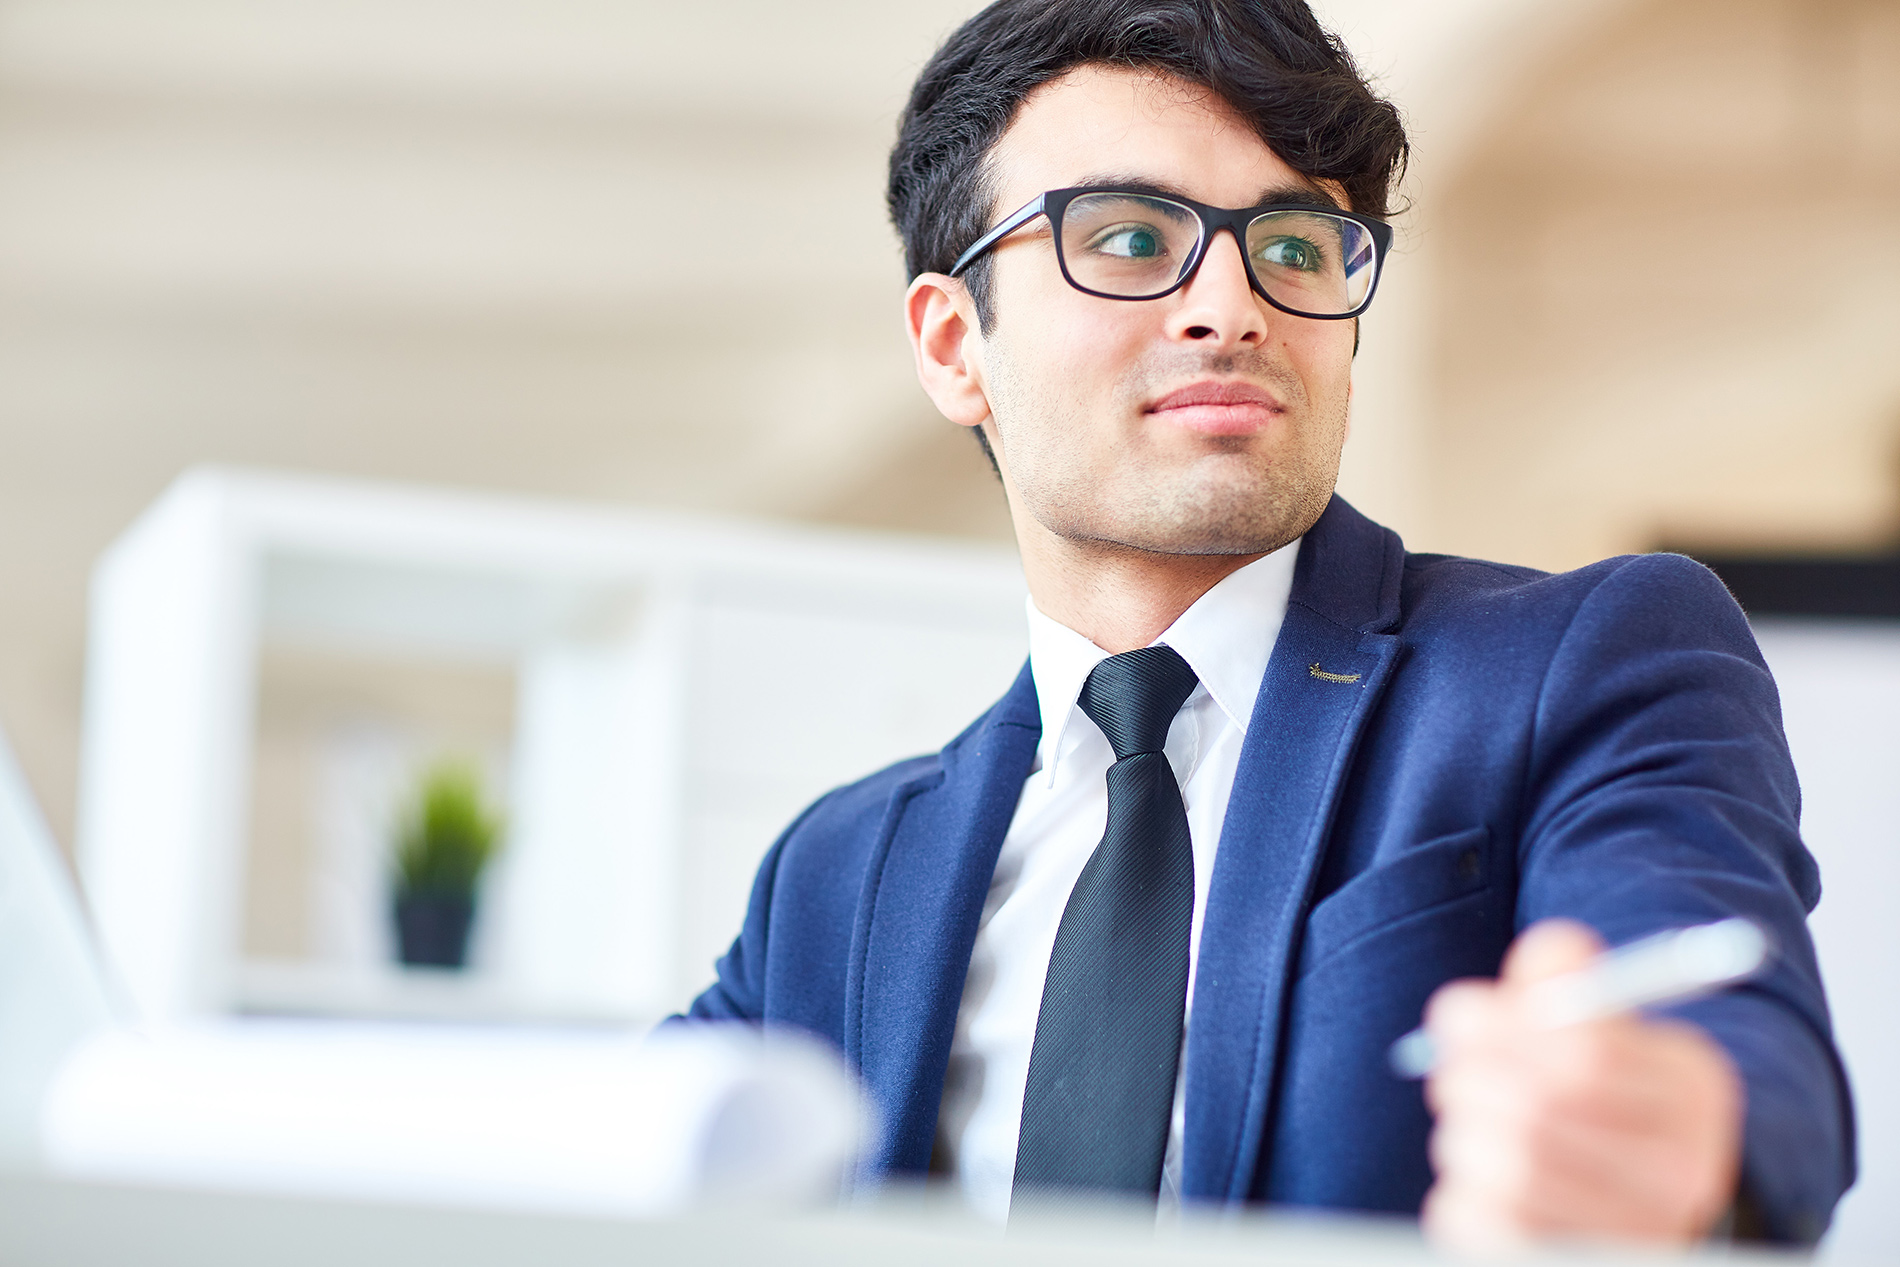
top-left (1089, 225), bottom-right (1165, 258)
top-left (1256, 237), bottom-right (1322, 271)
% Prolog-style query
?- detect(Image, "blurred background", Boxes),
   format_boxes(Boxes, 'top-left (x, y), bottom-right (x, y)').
top-left (2, 0), bottom-right (1895, 851)
top-left (0, 0), bottom-right (1895, 1253)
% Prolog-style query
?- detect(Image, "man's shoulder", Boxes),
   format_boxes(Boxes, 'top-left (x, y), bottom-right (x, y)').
top-left (1300, 498), bottom-right (1742, 642)
top-left (1383, 548), bottom-right (1760, 697)
top-left (1397, 548), bottom-right (1742, 634)
top-left (768, 686), bottom-right (1017, 862)
top-left (783, 751), bottom-right (944, 851)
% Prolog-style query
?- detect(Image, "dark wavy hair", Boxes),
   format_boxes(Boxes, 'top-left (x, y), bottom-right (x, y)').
top-left (888, 0), bottom-right (1409, 332)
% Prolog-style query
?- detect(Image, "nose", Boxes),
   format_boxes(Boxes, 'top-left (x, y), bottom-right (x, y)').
top-left (1162, 227), bottom-right (1269, 349)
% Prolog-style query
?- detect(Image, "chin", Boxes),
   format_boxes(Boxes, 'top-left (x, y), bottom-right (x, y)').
top-left (1128, 522), bottom-right (1292, 557)
top-left (1138, 468), bottom-right (1334, 556)
top-left (1046, 480), bottom-right (1328, 558)
top-left (1018, 441), bottom-right (1341, 558)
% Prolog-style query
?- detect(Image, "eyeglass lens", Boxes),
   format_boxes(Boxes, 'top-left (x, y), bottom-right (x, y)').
top-left (1056, 193), bottom-right (1378, 315)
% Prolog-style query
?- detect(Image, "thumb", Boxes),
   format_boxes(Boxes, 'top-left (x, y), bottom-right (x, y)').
top-left (1500, 918), bottom-right (1604, 988)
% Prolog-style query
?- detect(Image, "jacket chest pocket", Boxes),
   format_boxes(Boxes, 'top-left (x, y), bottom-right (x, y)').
top-left (1296, 825), bottom-right (1497, 981)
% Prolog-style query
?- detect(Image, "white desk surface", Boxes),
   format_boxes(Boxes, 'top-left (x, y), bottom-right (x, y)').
top-left (0, 1172), bottom-right (1815, 1267)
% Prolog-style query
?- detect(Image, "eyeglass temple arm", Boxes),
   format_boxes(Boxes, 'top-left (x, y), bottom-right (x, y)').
top-left (948, 195), bottom-right (1049, 277)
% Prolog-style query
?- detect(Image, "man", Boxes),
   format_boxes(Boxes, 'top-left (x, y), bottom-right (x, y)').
top-left (685, 0), bottom-right (1853, 1247)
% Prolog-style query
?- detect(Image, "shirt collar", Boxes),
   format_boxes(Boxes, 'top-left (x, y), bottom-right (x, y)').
top-left (1025, 537), bottom-right (1301, 780)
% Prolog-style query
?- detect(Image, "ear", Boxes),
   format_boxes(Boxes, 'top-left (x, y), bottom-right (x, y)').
top-left (905, 273), bottom-right (992, 429)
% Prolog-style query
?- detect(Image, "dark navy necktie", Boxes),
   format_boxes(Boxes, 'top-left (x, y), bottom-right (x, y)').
top-left (1013, 644), bottom-right (1200, 1209)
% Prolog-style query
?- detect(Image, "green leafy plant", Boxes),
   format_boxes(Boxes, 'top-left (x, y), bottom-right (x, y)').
top-left (392, 760), bottom-right (503, 900)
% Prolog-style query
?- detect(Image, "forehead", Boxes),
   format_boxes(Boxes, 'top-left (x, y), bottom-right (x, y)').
top-left (985, 64), bottom-right (1323, 211)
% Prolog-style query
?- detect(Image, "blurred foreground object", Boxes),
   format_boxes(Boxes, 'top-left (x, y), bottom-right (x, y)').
top-left (391, 761), bottom-right (504, 969)
top-left (0, 1176), bottom-right (1529, 1267)
top-left (0, 730), bottom-right (117, 1170)
top-left (40, 1023), bottom-right (866, 1216)
top-left (2, 718), bottom-right (870, 1214)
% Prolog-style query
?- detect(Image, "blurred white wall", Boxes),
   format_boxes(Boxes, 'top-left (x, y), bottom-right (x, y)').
top-left (1756, 622), bottom-right (1900, 1261)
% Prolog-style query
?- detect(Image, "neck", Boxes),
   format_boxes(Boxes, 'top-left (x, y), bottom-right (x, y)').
top-left (1017, 526), bottom-right (1263, 654)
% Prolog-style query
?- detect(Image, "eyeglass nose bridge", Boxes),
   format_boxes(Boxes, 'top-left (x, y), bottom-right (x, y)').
top-left (1166, 213), bottom-right (1259, 298)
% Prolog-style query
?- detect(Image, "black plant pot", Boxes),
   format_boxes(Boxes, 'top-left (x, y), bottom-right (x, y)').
top-left (393, 891), bottom-right (475, 968)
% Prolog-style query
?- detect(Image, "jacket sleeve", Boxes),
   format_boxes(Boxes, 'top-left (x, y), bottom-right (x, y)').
top-left (1514, 552), bottom-right (1854, 1245)
top-left (675, 789), bottom-right (836, 1023)
top-left (676, 836), bottom-right (786, 1022)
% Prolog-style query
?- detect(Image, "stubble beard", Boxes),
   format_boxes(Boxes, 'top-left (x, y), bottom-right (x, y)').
top-left (988, 344), bottom-right (1347, 560)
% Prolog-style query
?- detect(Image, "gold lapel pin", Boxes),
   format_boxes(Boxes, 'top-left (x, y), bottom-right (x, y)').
top-left (1308, 663), bottom-right (1362, 684)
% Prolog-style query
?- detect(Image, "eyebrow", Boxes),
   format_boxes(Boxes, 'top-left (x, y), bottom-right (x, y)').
top-left (1069, 173), bottom-right (1343, 212)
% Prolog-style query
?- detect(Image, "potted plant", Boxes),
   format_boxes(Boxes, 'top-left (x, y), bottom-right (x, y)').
top-left (390, 760), bottom-right (503, 969)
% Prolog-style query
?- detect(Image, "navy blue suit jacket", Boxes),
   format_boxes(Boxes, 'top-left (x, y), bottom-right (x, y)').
top-left (685, 497), bottom-right (1854, 1243)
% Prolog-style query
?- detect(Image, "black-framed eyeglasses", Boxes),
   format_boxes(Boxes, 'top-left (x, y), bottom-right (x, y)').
top-left (949, 187), bottom-right (1393, 320)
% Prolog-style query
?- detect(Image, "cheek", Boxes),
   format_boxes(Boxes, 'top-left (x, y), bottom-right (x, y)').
top-left (1278, 325), bottom-right (1356, 413)
top-left (997, 291), bottom-right (1152, 412)
top-left (1046, 314), bottom-right (1148, 386)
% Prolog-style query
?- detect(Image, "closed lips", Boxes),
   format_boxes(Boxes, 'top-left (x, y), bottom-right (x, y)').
top-left (1145, 381), bottom-right (1283, 434)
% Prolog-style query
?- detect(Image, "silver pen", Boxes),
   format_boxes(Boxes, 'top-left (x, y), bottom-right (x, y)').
top-left (1388, 917), bottom-right (1772, 1079)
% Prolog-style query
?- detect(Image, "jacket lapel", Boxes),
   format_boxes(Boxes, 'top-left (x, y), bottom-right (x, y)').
top-left (1181, 497), bottom-right (1405, 1201)
top-left (845, 660), bottom-right (1041, 1178)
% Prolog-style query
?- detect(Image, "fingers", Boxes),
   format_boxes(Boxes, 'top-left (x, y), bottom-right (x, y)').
top-left (1499, 918), bottom-right (1603, 986)
top-left (1428, 1027), bottom-right (1739, 1237)
top-left (1436, 1013), bottom-right (1715, 1133)
top-left (1428, 1113), bottom-right (1736, 1245)
top-left (1419, 922), bottom-right (1745, 1251)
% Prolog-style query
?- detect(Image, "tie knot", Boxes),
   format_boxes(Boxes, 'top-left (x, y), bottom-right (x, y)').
top-left (1077, 645), bottom-right (1200, 760)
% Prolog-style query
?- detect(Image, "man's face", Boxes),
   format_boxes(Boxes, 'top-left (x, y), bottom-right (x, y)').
top-left (961, 65), bottom-right (1356, 557)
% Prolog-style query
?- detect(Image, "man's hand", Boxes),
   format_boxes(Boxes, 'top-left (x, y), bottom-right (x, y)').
top-left (1420, 920), bottom-right (1744, 1251)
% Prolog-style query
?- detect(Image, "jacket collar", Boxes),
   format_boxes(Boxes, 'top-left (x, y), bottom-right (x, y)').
top-left (1181, 494), bottom-right (1406, 1200)
top-left (1287, 493), bottom-right (1405, 636)
top-left (845, 659), bottom-right (1040, 1178)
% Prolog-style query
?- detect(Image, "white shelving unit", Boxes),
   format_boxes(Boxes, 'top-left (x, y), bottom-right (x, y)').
top-left (75, 468), bottom-right (1027, 1025)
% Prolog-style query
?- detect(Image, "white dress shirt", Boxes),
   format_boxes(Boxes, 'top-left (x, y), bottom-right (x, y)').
top-left (932, 540), bottom-right (1302, 1223)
